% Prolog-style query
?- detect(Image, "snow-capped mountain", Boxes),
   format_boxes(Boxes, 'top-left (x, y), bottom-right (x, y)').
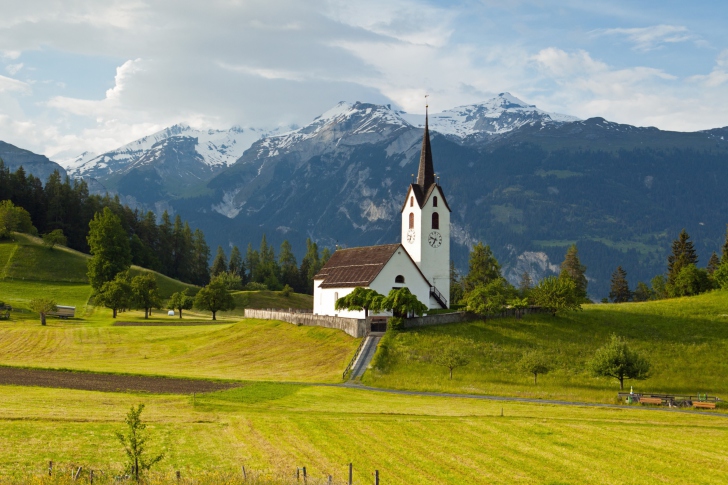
top-left (401, 92), bottom-right (580, 141)
top-left (63, 124), bottom-right (283, 180)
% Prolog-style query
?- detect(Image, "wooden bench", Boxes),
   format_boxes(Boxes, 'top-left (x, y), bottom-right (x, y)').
top-left (693, 401), bottom-right (716, 409)
top-left (639, 397), bottom-right (663, 405)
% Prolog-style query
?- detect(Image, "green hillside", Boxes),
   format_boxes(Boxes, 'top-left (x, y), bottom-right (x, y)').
top-left (364, 290), bottom-right (728, 403)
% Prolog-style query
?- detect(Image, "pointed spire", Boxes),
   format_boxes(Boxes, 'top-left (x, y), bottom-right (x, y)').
top-left (416, 101), bottom-right (435, 190)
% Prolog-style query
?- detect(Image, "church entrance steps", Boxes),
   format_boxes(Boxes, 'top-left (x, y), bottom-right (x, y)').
top-left (349, 334), bottom-right (382, 381)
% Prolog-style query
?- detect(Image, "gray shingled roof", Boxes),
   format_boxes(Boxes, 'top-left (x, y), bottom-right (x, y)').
top-left (314, 244), bottom-right (400, 288)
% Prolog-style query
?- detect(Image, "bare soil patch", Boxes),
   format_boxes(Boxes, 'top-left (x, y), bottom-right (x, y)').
top-left (0, 366), bottom-right (240, 394)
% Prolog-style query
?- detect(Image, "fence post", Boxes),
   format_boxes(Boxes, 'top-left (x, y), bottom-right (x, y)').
top-left (242, 465), bottom-right (247, 480)
top-left (328, 475), bottom-right (332, 484)
top-left (349, 463), bottom-right (353, 485)
top-left (296, 468), bottom-right (300, 481)
top-left (303, 466), bottom-right (307, 484)
top-left (375, 469), bottom-right (379, 485)
top-left (176, 470), bottom-right (181, 481)
top-left (49, 461), bottom-right (53, 476)
top-left (90, 470), bottom-right (94, 484)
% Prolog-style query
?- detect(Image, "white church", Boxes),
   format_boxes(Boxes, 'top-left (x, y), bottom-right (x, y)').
top-left (313, 109), bottom-right (451, 319)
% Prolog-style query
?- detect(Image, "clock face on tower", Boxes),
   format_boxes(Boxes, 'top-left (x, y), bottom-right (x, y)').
top-left (428, 231), bottom-right (442, 248)
top-left (406, 229), bottom-right (416, 244)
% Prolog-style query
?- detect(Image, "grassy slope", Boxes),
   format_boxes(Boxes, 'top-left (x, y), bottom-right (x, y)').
top-left (0, 319), bottom-right (356, 382)
top-left (363, 290), bottom-right (728, 403)
top-left (0, 384), bottom-right (726, 483)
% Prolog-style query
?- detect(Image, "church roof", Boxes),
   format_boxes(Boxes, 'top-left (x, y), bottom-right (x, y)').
top-left (314, 244), bottom-right (401, 288)
top-left (416, 110), bottom-right (435, 191)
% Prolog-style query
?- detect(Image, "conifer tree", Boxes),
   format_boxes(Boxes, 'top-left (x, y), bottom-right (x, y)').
top-left (190, 229), bottom-right (210, 286)
top-left (559, 244), bottom-right (588, 301)
top-left (519, 271), bottom-right (532, 295)
top-left (667, 229), bottom-right (698, 285)
top-left (229, 245), bottom-right (243, 275)
top-left (707, 252), bottom-right (721, 275)
top-left (278, 240), bottom-right (299, 289)
top-left (210, 246), bottom-right (228, 277)
top-left (245, 243), bottom-right (260, 284)
top-left (463, 242), bottom-right (502, 292)
top-left (609, 266), bottom-right (631, 303)
top-left (722, 224), bottom-right (728, 264)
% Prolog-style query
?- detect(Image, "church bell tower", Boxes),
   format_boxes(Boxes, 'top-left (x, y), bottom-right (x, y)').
top-left (400, 103), bottom-right (451, 308)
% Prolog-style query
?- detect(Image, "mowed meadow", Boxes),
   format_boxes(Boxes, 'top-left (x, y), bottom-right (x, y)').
top-left (2, 234), bottom-right (728, 483)
top-left (364, 290), bottom-right (728, 403)
top-left (1, 383), bottom-right (727, 484)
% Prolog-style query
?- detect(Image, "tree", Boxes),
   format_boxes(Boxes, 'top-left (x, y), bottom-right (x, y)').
top-left (210, 246), bottom-right (228, 277)
top-left (216, 271), bottom-right (243, 291)
top-left (667, 229), bottom-right (698, 286)
top-left (633, 282), bottom-right (652, 302)
top-left (518, 271), bottom-right (532, 297)
top-left (29, 298), bottom-right (57, 326)
top-left (650, 274), bottom-right (668, 300)
top-left (722, 224), bottom-right (728, 264)
top-left (559, 244), bottom-right (588, 301)
top-left (130, 273), bottom-right (162, 319)
top-left (589, 334), bottom-right (650, 390)
top-left (531, 276), bottom-right (581, 316)
top-left (96, 273), bottom-right (132, 318)
top-left (707, 252), bottom-right (721, 275)
top-left (712, 260), bottom-right (728, 290)
top-left (42, 229), bottom-right (67, 250)
top-left (609, 266), bottom-right (631, 303)
top-left (278, 240), bottom-right (299, 289)
top-left (669, 264), bottom-right (711, 297)
top-left (381, 287), bottom-right (427, 318)
top-left (464, 279), bottom-right (510, 317)
top-left (463, 242), bottom-right (502, 292)
top-left (194, 276), bottom-right (235, 320)
top-left (449, 261), bottom-right (464, 305)
top-left (518, 350), bottom-right (551, 384)
top-left (167, 290), bottom-right (194, 319)
top-left (433, 340), bottom-right (470, 380)
top-left (0, 200), bottom-right (37, 239)
top-left (190, 229), bottom-right (211, 286)
top-left (229, 245), bottom-right (243, 275)
top-left (115, 404), bottom-right (164, 482)
top-left (87, 207), bottom-right (132, 290)
top-left (335, 287), bottom-right (384, 319)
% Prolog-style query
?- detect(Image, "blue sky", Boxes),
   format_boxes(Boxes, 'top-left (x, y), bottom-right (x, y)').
top-left (1, 0), bottom-right (727, 162)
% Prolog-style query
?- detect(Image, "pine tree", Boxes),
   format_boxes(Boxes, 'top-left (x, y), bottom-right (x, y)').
top-left (559, 244), bottom-right (588, 301)
top-left (299, 238), bottom-right (320, 294)
top-left (722, 224), bottom-right (728, 264)
top-left (278, 240), bottom-right (299, 289)
top-left (609, 266), bottom-right (631, 303)
top-left (210, 246), bottom-right (228, 277)
top-left (157, 211), bottom-right (174, 275)
top-left (245, 243), bottom-right (260, 284)
top-left (463, 242), bottom-right (502, 292)
top-left (667, 229), bottom-right (698, 285)
top-left (190, 229), bottom-right (211, 286)
top-left (519, 271), bottom-right (532, 294)
top-left (707, 252), bottom-right (721, 274)
top-left (229, 245), bottom-right (243, 275)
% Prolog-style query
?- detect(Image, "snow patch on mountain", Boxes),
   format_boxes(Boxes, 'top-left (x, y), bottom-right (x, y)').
top-left (401, 92), bottom-right (580, 139)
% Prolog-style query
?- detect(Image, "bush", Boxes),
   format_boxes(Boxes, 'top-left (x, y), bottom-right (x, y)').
top-left (244, 282), bottom-right (268, 291)
top-left (216, 271), bottom-right (243, 291)
top-left (281, 284), bottom-right (293, 297)
top-left (388, 316), bottom-right (404, 331)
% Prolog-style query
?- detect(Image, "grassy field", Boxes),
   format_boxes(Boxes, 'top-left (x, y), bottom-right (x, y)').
top-left (363, 289), bottom-right (728, 403)
top-left (0, 383), bottom-right (726, 484)
top-left (0, 318), bottom-right (356, 382)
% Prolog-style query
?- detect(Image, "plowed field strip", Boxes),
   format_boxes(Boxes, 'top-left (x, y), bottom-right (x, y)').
top-left (0, 366), bottom-right (240, 394)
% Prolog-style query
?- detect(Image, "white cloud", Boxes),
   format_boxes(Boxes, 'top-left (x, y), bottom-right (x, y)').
top-left (0, 74), bottom-right (29, 93)
top-left (594, 25), bottom-right (696, 52)
top-left (5, 63), bottom-right (23, 75)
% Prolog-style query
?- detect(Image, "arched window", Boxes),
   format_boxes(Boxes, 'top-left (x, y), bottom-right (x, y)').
top-left (409, 212), bottom-right (414, 229)
top-left (410, 196), bottom-right (413, 207)
top-left (433, 196), bottom-right (438, 207)
top-left (395, 275), bottom-right (405, 284)
top-left (432, 212), bottom-right (439, 229)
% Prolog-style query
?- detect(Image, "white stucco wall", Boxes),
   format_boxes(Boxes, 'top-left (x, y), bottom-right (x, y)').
top-left (312, 246), bottom-right (433, 317)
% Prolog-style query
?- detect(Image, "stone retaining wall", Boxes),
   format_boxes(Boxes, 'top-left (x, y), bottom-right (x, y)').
top-left (245, 309), bottom-right (366, 338)
top-left (404, 306), bottom-right (546, 329)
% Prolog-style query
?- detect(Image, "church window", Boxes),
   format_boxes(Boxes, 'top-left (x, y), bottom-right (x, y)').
top-left (395, 275), bottom-right (405, 284)
top-left (432, 212), bottom-right (439, 229)
top-left (410, 196), bottom-right (413, 207)
top-left (433, 196), bottom-right (438, 207)
top-left (409, 212), bottom-right (414, 229)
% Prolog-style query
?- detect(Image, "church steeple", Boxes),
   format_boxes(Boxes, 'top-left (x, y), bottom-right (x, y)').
top-left (416, 104), bottom-right (435, 191)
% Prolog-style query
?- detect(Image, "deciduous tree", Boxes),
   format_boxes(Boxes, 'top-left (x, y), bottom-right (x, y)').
top-left (29, 298), bottom-right (57, 326)
top-left (42, 229), bottom-right (67, 249)
top-left (531, 276), bottom-right (581, 316)
top-left (518, 350), bottom-right (551, 384)
top-left (381, 287), bottom-right (427, 318)
top-left (167, 290), bottom-right (194, 319)
top-left (335, 287), bottom-right (384, 319)
top-left (589, 334), bottom-right (650, 390)
top-left (130, 273), bottom-right (162, 319)
top-left (96, 273), bottom-right (132, 318)
top-left (87, 207), bottom-right (132, 290)
top-left (433, 340), bottom-right (470, 380)
top-left (194, 276), bottom-right (236, 320)
top-left (464, 279), bottom-right (510, 317)
top-left (116, 404), bottom-right (164, 482)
